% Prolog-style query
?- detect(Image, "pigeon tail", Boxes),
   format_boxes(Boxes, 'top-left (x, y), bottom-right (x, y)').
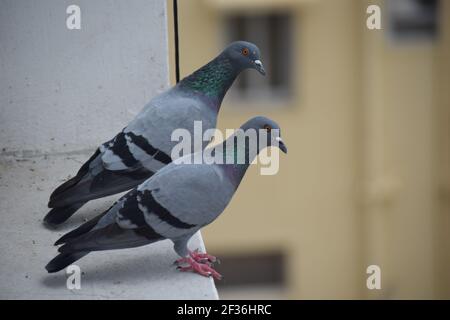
top-left (58, 224), bottom-right (162, 254)
top-left (45, 251), bottom-right (89, 273)
top-left (48, 149), bottom-right (100, 208)
top-left (48, 159), bottom-right (151, 209)
top-left (54, 208), bottom-right (110, 245)
top-left (44, 202), bottom-right (86, 226)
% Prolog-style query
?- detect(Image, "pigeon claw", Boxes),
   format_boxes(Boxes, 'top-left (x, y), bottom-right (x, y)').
top-left (176, 257), bottom-right (222, 280)
top-left (190, 249), bottom-right (218, 264)
top-left (174, 249), bottom-right (218, 265)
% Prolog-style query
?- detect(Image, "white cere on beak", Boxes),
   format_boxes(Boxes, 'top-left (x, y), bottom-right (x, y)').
top-left (275, 136), bottom-right (283, 142)
top-left (254, 60), bottom-right (263, 67)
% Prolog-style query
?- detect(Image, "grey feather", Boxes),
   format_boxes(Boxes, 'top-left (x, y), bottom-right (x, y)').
top-left (46, 116), bottom-right (287, 273)
top-left (46, 41), bottom-right (266, 224)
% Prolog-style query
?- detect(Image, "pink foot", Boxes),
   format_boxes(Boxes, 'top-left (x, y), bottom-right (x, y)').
top-left (176, 257), bottom-right (222, 280)
top-left (175, 249), bottom-right (219, 265)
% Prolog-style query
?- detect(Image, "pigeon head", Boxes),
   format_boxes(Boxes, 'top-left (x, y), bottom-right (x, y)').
top-left (222, 41), bottom-right (266, 76)
top-left (240, 116), bottom-right (287, 154)
top-left (178, 41), bottom-right (266, 106)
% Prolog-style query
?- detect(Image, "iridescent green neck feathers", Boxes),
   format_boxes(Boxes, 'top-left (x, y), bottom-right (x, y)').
top-left (179, 55), bottom-right (238, 102)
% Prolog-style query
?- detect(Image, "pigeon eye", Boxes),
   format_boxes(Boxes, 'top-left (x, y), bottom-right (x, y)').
top-left (263, 124), bottom-right (272, 132)
top-left (242, 48), bottom-right (249, 56)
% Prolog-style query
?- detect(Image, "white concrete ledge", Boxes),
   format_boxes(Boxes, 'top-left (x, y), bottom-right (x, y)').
top-left (0, 152), bottom-right (218, 299)
top-left (0, 0), bottom-right (218, 299)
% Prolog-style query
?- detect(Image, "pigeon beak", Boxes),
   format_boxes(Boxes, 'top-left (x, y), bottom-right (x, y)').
top-left (254, 59), bottom-right (266, 76)
top-left (276, 137), bottom-right (288, 154)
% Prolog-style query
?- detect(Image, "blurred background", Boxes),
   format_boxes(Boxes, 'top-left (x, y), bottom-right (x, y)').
top-left (168, 0), bottom-right (450, 299)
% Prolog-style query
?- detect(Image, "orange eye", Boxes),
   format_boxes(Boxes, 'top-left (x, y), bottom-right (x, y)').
top-left (242, 48), bottom-right (249, 56)
top-left (263, 124), bottom-right (272, 132)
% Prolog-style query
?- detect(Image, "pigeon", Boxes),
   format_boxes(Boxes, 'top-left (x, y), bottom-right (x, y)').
top-left (44, 41), bottom-right (266, 225)
top-left (45, 116), bottom-right (287, 279)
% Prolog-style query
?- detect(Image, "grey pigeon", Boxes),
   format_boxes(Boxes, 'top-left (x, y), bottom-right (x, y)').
top-left (44, 41), bottom-right (266, 225)
top-left (45, 116), bottom-right (287, 279)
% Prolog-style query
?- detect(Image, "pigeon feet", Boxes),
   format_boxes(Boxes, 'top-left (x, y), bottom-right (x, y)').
top-left (175, 250), bottom-right (222, 280)
top-left (176, 257), bottom-right (222, 280)
top-left (190, 248), bottom-right (219, 264)
top-left (175, 249), bottom-right (219, 265)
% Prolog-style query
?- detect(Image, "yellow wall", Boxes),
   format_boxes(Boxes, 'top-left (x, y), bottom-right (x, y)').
top-left (362, 0), bottom-right (437, 299)
top-left (168, 0), bottom-right (450, 299)
top-left (435, 1), bottom-right (450, 298)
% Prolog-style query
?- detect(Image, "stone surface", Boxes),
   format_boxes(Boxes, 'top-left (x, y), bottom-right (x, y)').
top-left (0, 0), bottom-right (217, 299)
top-left (0, 152), bottom-right (218, 299)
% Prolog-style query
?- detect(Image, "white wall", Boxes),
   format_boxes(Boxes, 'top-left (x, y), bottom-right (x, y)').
top-left (0, 0), bottom-right (170, 154)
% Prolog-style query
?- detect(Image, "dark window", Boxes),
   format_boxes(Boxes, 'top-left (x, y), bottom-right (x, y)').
top-left (214, 251), bottom-right (286, 288)
top-left (388, 0), bottom-right (440, 41)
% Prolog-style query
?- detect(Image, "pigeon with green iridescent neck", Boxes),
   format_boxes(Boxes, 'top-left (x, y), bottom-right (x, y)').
top-left (46, 116), bottom-right (287, 280)
top-left (44, 41), bottom-right (266, 226)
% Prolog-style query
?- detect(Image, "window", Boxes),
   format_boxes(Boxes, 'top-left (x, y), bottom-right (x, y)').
top-left (387, 0), bottom-right (439, 41)
top-left (214, 251), bottom-right (287, 299)
top-left (224, 13), bottom-right (293, 102)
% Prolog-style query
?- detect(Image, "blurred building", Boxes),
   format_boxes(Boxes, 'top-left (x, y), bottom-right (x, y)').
top-left (167, 0), bottom-right (450, 299)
